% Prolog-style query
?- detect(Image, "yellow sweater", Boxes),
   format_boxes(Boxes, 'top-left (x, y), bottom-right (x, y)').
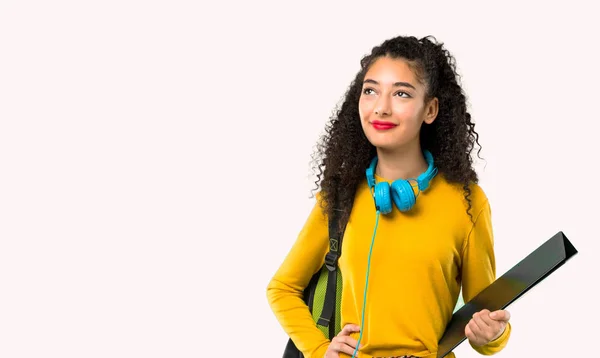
top-left (267, 173), bottom-right (511, 357)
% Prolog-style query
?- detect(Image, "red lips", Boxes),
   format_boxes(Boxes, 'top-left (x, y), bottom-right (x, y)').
top-left (371, 120), bottom-right (397, 130)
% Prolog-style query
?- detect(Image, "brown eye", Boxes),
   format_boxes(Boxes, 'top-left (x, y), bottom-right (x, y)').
top-left (363, 88), bottom-right (376, 95)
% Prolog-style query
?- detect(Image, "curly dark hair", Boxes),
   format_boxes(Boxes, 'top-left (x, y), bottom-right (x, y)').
top-left (311, 35), bottom-right (482, 228)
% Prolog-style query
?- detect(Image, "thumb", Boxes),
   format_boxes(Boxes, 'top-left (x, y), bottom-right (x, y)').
top-left (339, 323), bottom-right (361, 336)
top-left (490, 310), bottom-right (511, 322)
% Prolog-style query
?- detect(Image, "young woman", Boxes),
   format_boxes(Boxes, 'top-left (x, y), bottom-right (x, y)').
top-left (267, 35), bottom-right (511, 358)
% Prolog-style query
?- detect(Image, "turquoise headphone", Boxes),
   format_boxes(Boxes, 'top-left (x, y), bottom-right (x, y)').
top-left (365, 150), bottom-right (438, 214)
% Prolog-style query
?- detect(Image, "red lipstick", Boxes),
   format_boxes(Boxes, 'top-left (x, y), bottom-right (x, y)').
top-left (371, 120), bottom-right (397, 130)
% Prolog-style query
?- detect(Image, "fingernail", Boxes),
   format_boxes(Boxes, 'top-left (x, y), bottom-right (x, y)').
top-left (490, 312), bottom-right (497, 318)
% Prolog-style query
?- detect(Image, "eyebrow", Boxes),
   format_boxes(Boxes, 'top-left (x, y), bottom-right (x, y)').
top-left (363, 79), bottom-right (416, 90)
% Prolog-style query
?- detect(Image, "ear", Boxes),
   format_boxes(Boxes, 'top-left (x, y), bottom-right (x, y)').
top-left (423, 97), bottom-right (439, 124)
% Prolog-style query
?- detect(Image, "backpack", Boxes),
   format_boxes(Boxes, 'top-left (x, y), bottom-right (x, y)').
top-left (282, 209), bottom-right (345, 357)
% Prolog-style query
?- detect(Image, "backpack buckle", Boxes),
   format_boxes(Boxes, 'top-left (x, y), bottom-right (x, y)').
top-left (324, 252), bottom-right (338, 271)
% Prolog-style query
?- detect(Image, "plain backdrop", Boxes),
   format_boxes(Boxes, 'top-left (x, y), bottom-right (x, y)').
top-left (1, 1), bottom-right (599, 357)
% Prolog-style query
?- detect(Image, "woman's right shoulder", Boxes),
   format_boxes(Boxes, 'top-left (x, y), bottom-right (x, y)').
top-left (306, 190), bottom-right (328, 221)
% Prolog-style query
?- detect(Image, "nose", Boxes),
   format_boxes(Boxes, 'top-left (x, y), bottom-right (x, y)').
top-left (374, 97), bottom-right (391, 116)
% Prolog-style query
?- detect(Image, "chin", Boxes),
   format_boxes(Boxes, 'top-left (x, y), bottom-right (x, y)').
top-left (367, 140), bottom-right (402, 151)
top-left (380, 144), bottom-right (406, 152)
top-left (365, 134), bottom-right (406, 150)
top-left (365, 126), bottom-right (422, 150)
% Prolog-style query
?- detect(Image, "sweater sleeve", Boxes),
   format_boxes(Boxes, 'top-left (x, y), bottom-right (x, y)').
top-left (461, 199), bottom-right (511, 355)
top-left (266, 196), bottom-right (332, 357)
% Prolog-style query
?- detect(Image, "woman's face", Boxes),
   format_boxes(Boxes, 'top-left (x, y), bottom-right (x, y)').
top-left (359, 56), bottom-right (438, 152)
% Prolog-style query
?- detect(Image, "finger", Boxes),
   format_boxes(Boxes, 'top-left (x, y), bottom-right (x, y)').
top-left (467, 318), bottom-right (484, 341)
top-left (338, 324), bottom-right (361, 336)
top-left (477, 310), bottom-right (509, 342)
top-left (479, 311), bottom-right (496, 326)
top-left (468, 321), bottom-right (487, 346)
top-left (490, 310), bottom-right (511, 322)
top-left (472, 312), bottom-right (490, 331)
top-left (335, 335), bottom-right (362, 350)
top-left (331, 339), bottom-right (359, 356)
top-left (465, 324), bottom-right (478, 344)
top-left (477, 315), bottom-right (500, 342)
top-left (480, 310), bottom-right (502, 332)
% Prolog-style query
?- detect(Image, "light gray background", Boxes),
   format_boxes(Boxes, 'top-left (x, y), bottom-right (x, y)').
top-left (1, 1), bottom-right (598, 357)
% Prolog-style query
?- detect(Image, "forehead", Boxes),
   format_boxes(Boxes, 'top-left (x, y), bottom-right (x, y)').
top-left (364, 56), bottom-right (422, 86)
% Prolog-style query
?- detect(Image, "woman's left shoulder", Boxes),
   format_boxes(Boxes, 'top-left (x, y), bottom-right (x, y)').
top-left (468, 182), bottom-right (489, 206)
top-left (434, 175), bottom-right (490, 212)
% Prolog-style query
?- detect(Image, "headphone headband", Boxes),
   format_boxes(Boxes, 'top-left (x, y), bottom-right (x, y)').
top-left (366, 150), bottom-right (437, 189)
top-left (365, 150), bottom-right (438, 213)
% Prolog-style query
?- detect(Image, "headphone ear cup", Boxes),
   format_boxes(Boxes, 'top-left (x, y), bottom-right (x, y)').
top-left (391, 180), bottom-right (416, 212)
top-left (374, 182), bottom-right (392, 214)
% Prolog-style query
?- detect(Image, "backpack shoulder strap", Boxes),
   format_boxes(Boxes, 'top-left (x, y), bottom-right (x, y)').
top-left (316, 208), bottom-right (345, 333)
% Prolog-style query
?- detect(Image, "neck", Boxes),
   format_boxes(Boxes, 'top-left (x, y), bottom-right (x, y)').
top-left (375, 144), bottom-right (428, 181)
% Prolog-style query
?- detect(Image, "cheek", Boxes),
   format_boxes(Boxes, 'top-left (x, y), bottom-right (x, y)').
top-left (392, 102), bottom-right (419, 119)
top-left (395, 106), bottom-right (427, 132)
top-left (358, 97), bottom-right (371, 120)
